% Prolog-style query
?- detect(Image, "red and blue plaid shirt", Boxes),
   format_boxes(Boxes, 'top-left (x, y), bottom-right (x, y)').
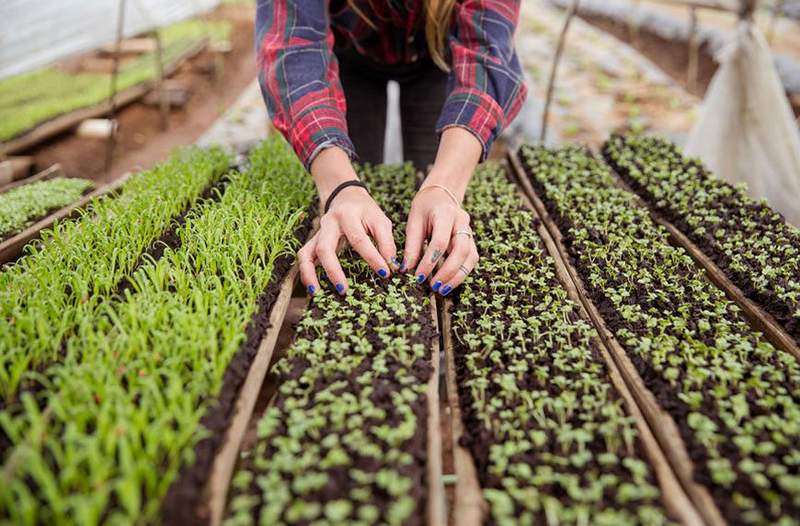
top-left (256, 0), bottom-right (528, 169)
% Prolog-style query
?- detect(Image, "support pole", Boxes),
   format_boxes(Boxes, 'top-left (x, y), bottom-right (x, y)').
top-left (541, 0), bottom-right (580, 144)
top-left (104, 0), bottom-right (127, 178)
top-left (152, 30), bottom-right (170, 131)
top-left (687, 6), bottom-right (700, 93)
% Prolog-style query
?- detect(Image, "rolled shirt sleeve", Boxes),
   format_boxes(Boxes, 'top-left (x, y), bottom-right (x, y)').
top-left (436, 0), bottom-right (528, 160)
top-left (256, 0), bottom-right (355, 169)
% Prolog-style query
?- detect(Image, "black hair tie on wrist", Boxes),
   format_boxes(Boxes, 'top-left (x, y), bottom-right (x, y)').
top-left (324, 180), bottom-right (369, 214)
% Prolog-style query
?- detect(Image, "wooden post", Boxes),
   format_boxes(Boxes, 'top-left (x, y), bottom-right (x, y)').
top-left (541, 0), bottom-right (580, 144)
top-left (152, 30), bottom-right (170, 131)
top-left (687, 6), bottom-right (700, 93)
top-left (739, 0), bottom-right (758, 20)
top-left (104, 0), bottom-right (127, 178)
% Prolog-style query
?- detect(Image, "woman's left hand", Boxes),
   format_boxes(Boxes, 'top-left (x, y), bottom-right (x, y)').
top-left (403, 185), bottom-right (479, 296)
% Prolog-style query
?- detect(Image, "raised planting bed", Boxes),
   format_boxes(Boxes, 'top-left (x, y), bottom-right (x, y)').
top-left (604, 134), bottom-right (800, 353)
top-left (0, 146), bottom-right (231, 402)
top-left (519, 144), bottom-right (800, 525)
top-left (446, 161), bottom-right (694, 525)
top-left (0, 136), bottom-right (315, 524)
top-left (0, 20), bottom-right (232, 157)
top-left (223, 163), bottom-right (444, 526)
top-left (0, 176), bottom-right (94, 240)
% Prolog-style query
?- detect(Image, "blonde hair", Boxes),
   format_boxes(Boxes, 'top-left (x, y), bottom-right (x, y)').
top-left (348, 0), bottom-right (457, 71)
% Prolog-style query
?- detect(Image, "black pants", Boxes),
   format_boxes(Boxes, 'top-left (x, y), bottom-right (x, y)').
top-left (336, 47), bottom-right (448, 170)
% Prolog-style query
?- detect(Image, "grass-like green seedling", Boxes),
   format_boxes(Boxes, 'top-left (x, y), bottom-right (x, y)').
top-left (522, 144), bottom-right (800, 525)
top-left (224, 163), bottom-right (436, 526)
top-left (452, 162), bottom-right (671, 525)
top-left (0, 20), bottom-right (231, 141)
top-left (0, 177), bottom-right (93, 239)
top-left (604, 134), bottom-right (800, 347)
top-left (0, 136), bottom-right (314, 524)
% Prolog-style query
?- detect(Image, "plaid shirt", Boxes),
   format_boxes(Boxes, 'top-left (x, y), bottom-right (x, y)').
top-left (256, 0), bottom-right (527, 169)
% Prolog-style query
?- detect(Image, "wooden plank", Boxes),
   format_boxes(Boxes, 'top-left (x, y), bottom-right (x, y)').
top-left (206, 262), bottom-right (303, 526)
top-left (0, 171), bottom-right (132, 266)
top-left (427, 298), bottom-right (446, 526)
top-left (0, 38), bottom-right (207, 156)
top-left (508, 150), bottom-right (725, 526)
top-left (611, 171), bottom-right (800, 363)
top-left (0, 163), bottom-right (64, 195)
top-left (441, 302), bottom-right (487, 526)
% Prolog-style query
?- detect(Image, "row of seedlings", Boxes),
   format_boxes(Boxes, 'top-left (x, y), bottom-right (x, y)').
top-left (0, 137), bottom-right (315, 525)
top-left (449, 162), bottom-right (679, 525)
top-left (224, 163), bottom-right (441, 526)
top-left (0, 177), bottom-right (94, 241)
top-left (0, 146), bottom-right (231, 401)
top-left (520, 144), bottom-right (800, 525)
top-left (0, 20), bottom-right (231, 142)
top-left (603, 134), bottom-right (800, 347)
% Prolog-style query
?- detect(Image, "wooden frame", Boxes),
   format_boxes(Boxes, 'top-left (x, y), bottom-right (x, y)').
top-left (0, 38), bottom-right (208, 157)
top-left (0, 171), bottom-right (133, 266)
top-left (427, 299), bottom-right (446, 526)
top-left (508, 150), bottom-right (725, 525)
top-left (205, 262), bottom-right (303, 526)
top-left (610, 172), bottom-right (800, 362)
top-left (0, 163), bottom-right (63, 195)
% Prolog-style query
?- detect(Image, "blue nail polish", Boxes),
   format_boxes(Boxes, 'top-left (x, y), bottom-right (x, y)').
top-left (417, 274), bottom-right (426, 284)
top-left (335, 283), bottom-right (345, 294)
top-left (399, 261), bottom-right (407, 272)
top-left (390, 256), bottom-right (400, 267)
top-left (432, 281), bottom-right (442, 292)
top-left (307, 285), bottom-right (315, 295)
top-left (441, 285), bottom-right (452, 296)
top-left (378, 268), bottom-right (388, 278)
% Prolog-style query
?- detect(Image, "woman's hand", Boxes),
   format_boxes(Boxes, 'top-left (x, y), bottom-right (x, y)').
top-left (299, 147), bottom-right (397, 296)
top-left (403, 186), bottom-right (478, 295)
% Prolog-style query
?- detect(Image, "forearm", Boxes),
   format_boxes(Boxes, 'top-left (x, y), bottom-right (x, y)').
top-left (310, 146), bottom-right (362, 204)
top-left (423, 127), bottom-right (483, 202)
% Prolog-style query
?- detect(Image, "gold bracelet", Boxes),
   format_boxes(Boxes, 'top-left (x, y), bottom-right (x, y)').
top-left (418, 183), bottom-right (461, 207)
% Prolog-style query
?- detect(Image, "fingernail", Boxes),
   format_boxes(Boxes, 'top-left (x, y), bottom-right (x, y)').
top-left (307, 285), bottom-right (315, 295)
top-left (441, 285), bottom-right (452, 296)
top-left (417, 274), bottom-right (426, 284)
top-left (378, 268), bottom-right (388, 278)
top-left (335, 283), bottom-right (346, 295)
top-left (432, 281), bottom-right (442, 292)
top-left (399, 261), bottom-right (407, 272)
top-left (390, 256), bottom-right (400, 269)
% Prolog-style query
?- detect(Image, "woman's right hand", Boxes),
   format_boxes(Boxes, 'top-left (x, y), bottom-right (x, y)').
top-left (298, 147), bottom-right (398, 296)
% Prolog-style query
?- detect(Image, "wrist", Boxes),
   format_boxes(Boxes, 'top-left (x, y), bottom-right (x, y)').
top-left (310, 146), bottom-right (361, 203)
top-left (422, 168), bottom-right (470, 203)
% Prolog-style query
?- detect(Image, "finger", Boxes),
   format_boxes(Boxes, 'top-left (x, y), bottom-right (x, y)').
top-left (298, 235), bottom-right (321, 295)
top-left (415, 214), bottom-right (454, 284)
top-left (430, 234), bottom-right (472, 292)
top-left (402, 207), bottom-right (426, 273)
top-left (367, 213), bottom-right (398, 273)
top-left (442, 245), bottom-right (479, 296)
top-left (342, 216), bottom-right (391, 278)
top-left (315, 220), bottom-right (348, 294)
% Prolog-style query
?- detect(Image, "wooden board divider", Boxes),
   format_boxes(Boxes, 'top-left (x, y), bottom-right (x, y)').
top-left (205, 260), bottom-right (304, 526)
top-left (0, 38), bottom-right (208, 157)
top-left (428, 298), bottom-right (447, 526)
top-left (507, 150), bottom-right (724, 526)
top-left (0, 170), bottom-right (133, 266)
top-left (608, 168), bottom-right (800, 363)
top-left (441, 301), bottom-right (487, 526)
top-left (0, 163), bottom-right (64, 195)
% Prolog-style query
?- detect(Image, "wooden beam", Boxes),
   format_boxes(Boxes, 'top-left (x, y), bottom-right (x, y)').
top-left (609, 170), bottom-right (800, 362)
top-left (427, 299), bottom-right (446, 526)
top-left (0, 38), bottom-right (207, 157)
top-left (0, 171), bottom-right (132, 266)
top-left (441, 302), bottom-right (487, 526)
top-left (0, 163), bottom-right (63, 195)
top-left (205, 261), bottom-right (304, 526)
top-left (507, 150), bottom-right (726, 526)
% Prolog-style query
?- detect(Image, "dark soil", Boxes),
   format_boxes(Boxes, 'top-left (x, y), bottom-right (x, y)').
top-left (602, 141), bottom-right (800, 347)
top-left (521, 158), bottom-right (800, 524)
top-left (161, 208), bottom-right (316, 525)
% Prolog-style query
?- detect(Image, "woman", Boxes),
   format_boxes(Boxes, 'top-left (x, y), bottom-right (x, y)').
top-left (256, 0), bottom-right (527, 295)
